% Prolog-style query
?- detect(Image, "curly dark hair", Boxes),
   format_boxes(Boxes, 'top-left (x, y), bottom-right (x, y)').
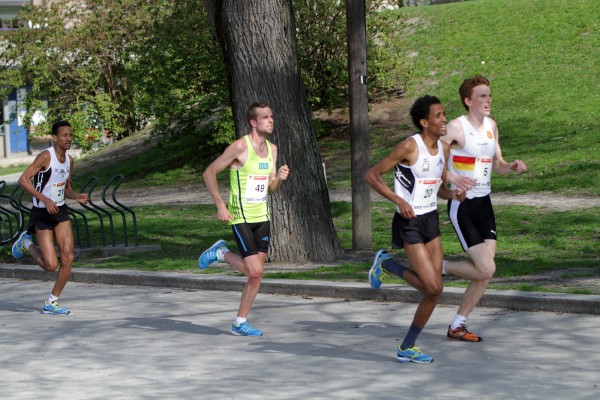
top-left (409, 95), bottom-right (441, 131)
top-left (51, 120), bottom-right (71, 135)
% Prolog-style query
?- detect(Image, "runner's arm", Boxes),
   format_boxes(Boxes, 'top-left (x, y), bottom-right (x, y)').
top-left (438, 141), bottom-right (465, 201)
top-left (491, 121), bottom-right (527, 175)
top-left (18, 151), bottom-right (61, 214)
top-left (203, 139), bottom-right (246, 222)
top-left (268, 144), bottom-right (289, 194)
top-left (64, 156), bottom-right (89, 204)
top-left (365, 140), bottom-right (416, 219)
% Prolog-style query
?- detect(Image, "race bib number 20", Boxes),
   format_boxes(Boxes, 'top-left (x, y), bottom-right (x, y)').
top-left (412, 178), bottom-right (442, 212)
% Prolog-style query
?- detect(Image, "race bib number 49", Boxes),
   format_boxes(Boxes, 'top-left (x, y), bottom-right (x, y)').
top-left (245, 175), bottom-right (269, 203)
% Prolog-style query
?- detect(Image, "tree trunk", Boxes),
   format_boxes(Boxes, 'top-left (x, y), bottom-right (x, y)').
top-left (204, 0), bottom-right (344, 262)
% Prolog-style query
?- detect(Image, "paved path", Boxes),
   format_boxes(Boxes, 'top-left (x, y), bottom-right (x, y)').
top-left (1, 277), bottom-right (599, 400)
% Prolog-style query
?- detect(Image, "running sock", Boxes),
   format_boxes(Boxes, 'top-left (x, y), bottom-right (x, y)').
top-left (48, 294), bottom-right (59, 304)
top-left (442, 260), bottom-right (448, 276)
top-left (217, 247), bottom-right (229, 262)
top-left (450, 314), bottom-right (467, 330)
top-left (233, 317), bottom-right (247, 327)
top-left (23, 238), bottom-right (33, 250)
top-left (400, 322), bottom-right (423, 350)
top-left (381, 258), bottom-right (408, 278)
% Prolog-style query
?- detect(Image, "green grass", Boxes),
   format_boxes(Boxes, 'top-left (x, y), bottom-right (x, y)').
top-left (383, 0), bottom-right (600, 195)
top-left (0, 164), bottom-right (28, 176)
top-left (69, 0), bottom-right (599, 197)
top-left (3, 202), bottom-right (596, 284)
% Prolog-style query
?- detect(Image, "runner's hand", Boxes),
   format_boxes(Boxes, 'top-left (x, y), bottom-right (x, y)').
top-left (453, 175), bottom-right (477, 191)
top-left (217, 207), bottom-right (234, 223)
top-left (43, 198), bottom-right (59, 215)
top-left (397, 199), bottom-right (416, 219)
top-left (278, 164), bottom-right (289, 181)
top-left (510, 160), bottom-right (527, 173)
top-left (454, 189), bottom-right (466, 202)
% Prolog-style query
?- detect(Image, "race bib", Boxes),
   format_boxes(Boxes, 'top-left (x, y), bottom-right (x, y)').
top-left (472, 158), bottom-right (493, 189)
top-left (412, 178), bottom-right (442, 213)
top-left (244, 174), bottom-right (269, 203)
top-left (51, 182), bottom-right (66, 204)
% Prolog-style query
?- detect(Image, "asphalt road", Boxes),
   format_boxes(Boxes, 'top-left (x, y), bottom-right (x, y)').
top-left (1, 277), bottom-right (599, 400)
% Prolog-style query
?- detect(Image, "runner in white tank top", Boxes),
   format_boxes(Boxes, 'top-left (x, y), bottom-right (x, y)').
top-left (12, 121), bottom-right (89, 316)
top-left (448, 115), bottom-right (496, 199)
top-left (393, 134), bottom-right (445, 216)
top-left (441, 75), bottom-right (527, 342)
top-left (365, 95), bottom-right (465, 363)
top-left (32, 145), bottom-right (71, 208)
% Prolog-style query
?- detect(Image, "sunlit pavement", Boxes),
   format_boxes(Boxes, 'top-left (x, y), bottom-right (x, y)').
top-left (1, 276), bottom-right (599, 399)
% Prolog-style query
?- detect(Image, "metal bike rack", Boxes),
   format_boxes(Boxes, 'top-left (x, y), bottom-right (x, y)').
top-left (4, 174), bottom-right (141, 253)
top-left (0, 181), bottom-right (22, 244)
top-left (67, 205), bottom-right (91, 249)
top-left (101, 174), bottom-right (138, 247)
top-left (78, 176), bottom-right (111, 247)
top-left (75, 174), bottom-right (138, 249)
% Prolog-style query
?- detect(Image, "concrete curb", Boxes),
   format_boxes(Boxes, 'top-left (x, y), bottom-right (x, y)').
top-left (2, 264), bottom-right (599, 315)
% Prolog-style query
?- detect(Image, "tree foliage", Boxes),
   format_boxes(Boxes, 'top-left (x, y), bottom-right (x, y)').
top-left (294, 0), bottom-right (409, 111)
top-left (128, 1), bottom-right (229, 141)
top-left (0, 0), bottom-right (227, 150)
top-left (0, 0), bottom-right (154, 141)
top-left (0, 0), bottom-right (410, 154)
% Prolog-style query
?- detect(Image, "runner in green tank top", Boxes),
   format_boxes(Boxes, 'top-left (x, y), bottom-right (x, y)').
top-left (198, 102), bottom-right (290, 336)
top-left (228, 134), bottom-right (274, 224)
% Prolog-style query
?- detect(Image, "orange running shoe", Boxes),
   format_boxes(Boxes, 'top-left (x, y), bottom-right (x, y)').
top-left (447, 324), bottom-right (482, 342)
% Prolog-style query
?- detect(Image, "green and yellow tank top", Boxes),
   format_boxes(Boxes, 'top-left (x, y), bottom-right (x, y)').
top-left (228, 135), bottom-right (274, 224)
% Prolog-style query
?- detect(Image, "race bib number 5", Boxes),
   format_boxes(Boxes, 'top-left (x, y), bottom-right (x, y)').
top-left (473, 158), bottom-right (493, 188)
top-left (245, 174), bottom-right (269, 203)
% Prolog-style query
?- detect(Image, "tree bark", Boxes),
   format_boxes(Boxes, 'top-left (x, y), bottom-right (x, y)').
top-left (204, 0), bottom-right (344, 262)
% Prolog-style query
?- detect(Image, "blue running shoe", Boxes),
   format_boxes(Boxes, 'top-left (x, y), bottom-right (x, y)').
top-left (369, 249), bottom-right (391, 289)
top-left (198, 239), bottom-right (227, 269)
top-left (231, 322), bottom-right (263, 337)
top-left (12, 231), bottom-right (32, 259)
top-left (42, 301), bottom-right (71, 315)
top-left (396, 346), bottom-right (433, 363)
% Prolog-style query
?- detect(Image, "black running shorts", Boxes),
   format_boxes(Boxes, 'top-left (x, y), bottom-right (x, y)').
top-left (447, 195), bottom-right (497, 252)
top-left (27, 204), bottom-right (70, 232)
top-left (231, 221), bottom-right (270, 258)
top-left (391, 209), bottom-right (441, 249)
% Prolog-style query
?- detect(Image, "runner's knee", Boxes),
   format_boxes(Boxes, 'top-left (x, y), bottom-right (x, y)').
top-left (43, 261), bottom-right (59, 272)
top-left (474, 260), bottom-right (495, 281)
top-left (424, 279), bottom-right (443, 297)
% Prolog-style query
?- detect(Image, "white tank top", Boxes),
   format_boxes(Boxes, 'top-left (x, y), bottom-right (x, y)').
top-left (393, 134), bottom-right (445, 216)
top-left (449, 116), bottom-right (497, 199)
top-left (32, 146), bottom-right (71, 208)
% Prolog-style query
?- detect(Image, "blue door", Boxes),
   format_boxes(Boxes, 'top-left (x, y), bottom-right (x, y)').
top-left (8, 89), bottom-right (28, 153)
